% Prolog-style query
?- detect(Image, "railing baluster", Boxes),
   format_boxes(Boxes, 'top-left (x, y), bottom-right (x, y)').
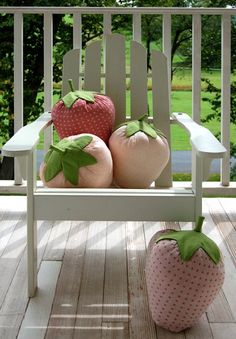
top-left (133, 13), bottom-right (141, 42)
top-left (43, 12), bottom-right (53, 152)
top-left (221, 14), bottom-right (231, 186)
top-left (103, 12), bottom-right (112, 35)
top-left (73, 11), bottom-right (82, 50)
top-left (14, 12), bottom-right (24, 185)
top-left (192, 13), bottom-right (201, 124)
top-left (162, 13), bottom-right (172, 107)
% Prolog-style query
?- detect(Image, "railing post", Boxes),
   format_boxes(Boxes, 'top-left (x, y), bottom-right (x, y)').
top-left (221, 14), bottom-right (231, 186)
top-left (14, 12), bottom-right (24, 185)
top-left (192, 13), bottom-right (202, 124)
top-left (43, 12), bottom-right (53, 152)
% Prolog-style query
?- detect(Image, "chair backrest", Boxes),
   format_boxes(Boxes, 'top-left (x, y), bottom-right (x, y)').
top-left (61, 33), bottom-right (172, 187)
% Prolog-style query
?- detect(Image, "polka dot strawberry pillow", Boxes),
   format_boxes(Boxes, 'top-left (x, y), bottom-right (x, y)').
top-left (51, 80), bottom-right (115, 144)
top-left (145, 217), bottom-right (225, 333)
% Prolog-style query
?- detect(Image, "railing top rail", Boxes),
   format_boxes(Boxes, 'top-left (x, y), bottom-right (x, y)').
top-left (0, 6), bottom-right (236, 15)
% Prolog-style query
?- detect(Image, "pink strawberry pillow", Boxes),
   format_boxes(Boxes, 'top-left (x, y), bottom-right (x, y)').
top-left (145, 217), bottom-right (225, 333)
top-left (51, 80), bottom-right (115, 144)
top-left (109, 114), bottom-right (170, 188)
top-left (39, 134), bottom-right (113, 188)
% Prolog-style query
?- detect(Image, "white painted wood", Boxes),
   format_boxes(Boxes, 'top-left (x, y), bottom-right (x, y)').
top-left (192, 13), bottom-right (202, 124)
top-left (185, 313), bottom-right (214, 338)
top-left (43, 13), bottom-right (53, 155)
top-left (151, 50), bottom-right (172, 187)
top-left (1, 112), bottom-right (52, 157)
top-left (1, 7), bottom-right (236, 15)
top-left (14, 12), bottom-right (24, 185)
top-left (130, 41), bottom-right (148, 119)
top-left (172, 112), bottom-right (226, 158)
top-left (105, 34), bottom-right (126, 125)
top-left (73, 11), bottom-right (82, 50)
top-left (27, 150), bottom-right (37, 297)
top-left (103, 12), bottom-right (112, 36)
top-left (133, 13), bottom-right (141, 42)
top-left (62, 49), bottom-right (81, 95)
top-left (162, 13), bottom-right (172, 96)
top-left (17, 261), bottom-right (61, 339)
top-left (43, 13), bottom-right (53, 112)
top-left (192, 149), bottom-right (203, 222)
top-left (84, 40), bottom-right (102, 92)
top-left (221, 14), bottom-right (231, 186)
top-left (34, 190), bottom-right (196, 221)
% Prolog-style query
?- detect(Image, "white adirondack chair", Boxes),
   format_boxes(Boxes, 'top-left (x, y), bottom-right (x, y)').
top-left (2, 34), bottom-right (226, 297)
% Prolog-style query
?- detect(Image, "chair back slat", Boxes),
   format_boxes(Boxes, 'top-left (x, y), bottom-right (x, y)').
top-left (151, 50), bottom-right (172, 187)
top-left (130, 41), bottom-right (148, 119)
top-left (62, 49), bottom-right (80, 96)
top-left (84, 40), bottom-right (102, 92)
top-left (105, 34), bottom-right (126, 126)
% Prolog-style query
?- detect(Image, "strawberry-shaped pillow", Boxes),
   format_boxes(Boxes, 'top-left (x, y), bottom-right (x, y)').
top-left (108, 114), bottom-right (170, 188)
top-left (51, 80), bottom-right (115, 144)
top-left (145, 217), bottom-right (225, 333)
top-left (39, 134), bottom-right (113, 188)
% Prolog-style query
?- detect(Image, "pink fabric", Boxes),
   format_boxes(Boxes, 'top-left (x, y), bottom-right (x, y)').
top-left (145, 230), bottom-right (225, 332)
top-left (52, 94), bottom-right (115, 144)
top-left (40, 134), bottom-right (113, 188)
top-left (109, 126), bottom-right (170, 188)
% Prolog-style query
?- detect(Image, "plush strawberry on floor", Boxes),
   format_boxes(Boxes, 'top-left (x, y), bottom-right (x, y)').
top-left (51, 80), bottom-right (115, 144)
top-left (145, 217), bottom-right (225, 333)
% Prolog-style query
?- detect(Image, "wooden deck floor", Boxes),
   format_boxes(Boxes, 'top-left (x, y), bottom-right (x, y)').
top-left (0, 196), bottom-right (236, 339)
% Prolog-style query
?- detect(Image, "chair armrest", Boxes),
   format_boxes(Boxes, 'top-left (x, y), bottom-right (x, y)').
top-left (172, 112), bottom-right (226, 159)
top-left (1, 112), bottom-right (52, 157)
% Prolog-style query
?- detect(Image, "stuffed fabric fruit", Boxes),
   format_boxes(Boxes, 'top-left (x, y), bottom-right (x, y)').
top-left (39, 134), bottom-right (113, 188)
top-left (108, 114), bottom-right (170, 188)
top-left (145, 217), bottom-right (225, 333)
top-left (51, 80), bottom-right (115, 144)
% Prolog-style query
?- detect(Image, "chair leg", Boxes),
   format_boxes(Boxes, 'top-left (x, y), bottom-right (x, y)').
top-left (27, 150), bottom-right (37, 297)
top-left (27, 218), bottom-right (37, 297)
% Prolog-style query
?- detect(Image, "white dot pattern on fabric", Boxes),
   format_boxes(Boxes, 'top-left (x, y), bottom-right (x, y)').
top-left (51, 94), bottom-right (115, 144)
top-left (145, 230), bottom-right (225, 333)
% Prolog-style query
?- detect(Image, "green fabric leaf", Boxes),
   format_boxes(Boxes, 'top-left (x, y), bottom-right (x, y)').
top-left (62, 90), bottom-right (95, 108)
top-left (44, 150), bottom-right (63, 182)
top-left (62, 149), bottom-right (97, 186)
top-left (43, 136), bottom-right (97, 185)
top-left (115, 114), bottom-right (165, 139)
top-left (156, 229), bottom-right (221, 264)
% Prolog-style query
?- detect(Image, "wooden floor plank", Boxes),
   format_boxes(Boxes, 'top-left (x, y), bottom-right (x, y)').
top-left (0, 213), bottom-right (26, 307)
top-left (126, 221), bottom-right (157, 339)
top-left (45, 221), bottom-right (89, 339)
top-left (103, 222), bottom-right (129, 323)
top-left (43, 220), bottom-right (72, 261)
top-left (203, 199), bottom-right (236, 322)
top-left (72, 221), bottom-right (107, 339)
top-left (17, 261), bottom-right (61, 339)
top-left (101, 322), bottom-right (129, 339)
top-left (210, 323), bottom-right (236, 339)
top-left (0, 314), bottom-right (24, 339)
top-left (0, 197), bottom-right (236, 338)
top-left (207, 198), bottom-right (236, 265)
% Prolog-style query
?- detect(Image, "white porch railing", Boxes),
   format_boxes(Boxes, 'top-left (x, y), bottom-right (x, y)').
top-left (0, 6), bottom-right (235, 193)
